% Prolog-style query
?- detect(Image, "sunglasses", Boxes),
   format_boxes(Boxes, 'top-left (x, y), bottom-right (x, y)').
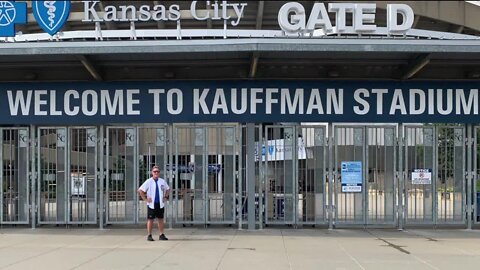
top-left (152, 171), bottom-right (160, 173)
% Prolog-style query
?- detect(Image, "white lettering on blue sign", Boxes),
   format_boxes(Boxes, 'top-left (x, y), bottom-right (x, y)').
top-left (341, 161), bottom-right (363, 193)
top-left (1, 83), bottom-right (479, 124)
top-left (7, 89), bottom-right (142, 116)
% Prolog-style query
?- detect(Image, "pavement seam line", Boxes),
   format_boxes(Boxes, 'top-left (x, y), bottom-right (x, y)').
top-left (0, 230), bottom-right (60, 251)
top-left (410, 254), bottom-right (441, 270)
top-left (367, 229), bottom-right (442, 269)
top-left (70, 234), bottom-right (142, 270)
top-left (404, 230), bottom-right (477, 256)
top-left (280, 230), bottom-right (294, 270)
top-left (0, 233), bottom-right (100, 270)
top-left (403, 230), bottom-right (439, 242)
top-left (365, 230), bottom-right (410, 255)
top-left (0, 237), bottom-right (39, 251)
top-left (377, 238), bottom-right (411, 254)
top-left (336, 240), bottom-right (366, 270)
top-left (214, 230), bottom-right (238, 270)
top-left (399, 230), bottom-right (444, 270)
top-left (142, 229), bottom-right (197, 270)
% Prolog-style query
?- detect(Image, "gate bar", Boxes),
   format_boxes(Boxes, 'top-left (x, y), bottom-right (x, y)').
top-left (99, 126), bottom-right (104, 229)
top-left (475, 127), bottom-right (479, 226)
top-left (66, 128), bottom-right (72, 225)
top-left (203, 127), bottom-right (208, 226)
top-left (63, 128), bottom-right (68, 225)
top-left (398, 124), bottom-right (404, 230)
top-left (258, 126), bottom-right (263, 229)
top-left (433, 126), bottom-right (438, 227)
top-left (238, 126), bottom-right (243, 230)
top-left (293, 126), bottom-right (299, 227)
top-left (467, 124), bottom-right (473, 229)
top-left (168, 126), bottom-right (174, 229)
top-left (134, 127), bottom-right (139, 224)
top-left (328, 123), bottom-right (334, 230)
top-left (0, 130), bottom-right (3, 226)
top-left (30, 126), bottom-right (36, 229)
top-left (246, 123), bottom-right (256, 230)
top-left (363, 127), bottom-right (368, 228)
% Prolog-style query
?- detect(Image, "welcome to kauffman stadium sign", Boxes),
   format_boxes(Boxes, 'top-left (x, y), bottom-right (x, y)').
top-left (0, 81), bottom-right (479, 124)
top-left (0, 1), bottom-right (414, 37)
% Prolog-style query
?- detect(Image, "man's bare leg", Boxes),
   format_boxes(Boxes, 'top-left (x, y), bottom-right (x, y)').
top-left (158, 219), bottom-right (168, 240)
top-left (147, 219), bottom-right (154, 235)
top-left (158, 219), bottom-right (164, 235)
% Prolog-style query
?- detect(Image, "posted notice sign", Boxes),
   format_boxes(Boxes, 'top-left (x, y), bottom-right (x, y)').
top-left (412, 169), bottom-right (432, 185)
top-left (341, 161), bottom-right (363, 193)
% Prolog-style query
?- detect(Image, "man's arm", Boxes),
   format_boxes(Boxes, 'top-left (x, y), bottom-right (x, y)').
top-left (163, 184), bottom-right (170, 203)
top-left (138, 189), bottom-right (152, 203)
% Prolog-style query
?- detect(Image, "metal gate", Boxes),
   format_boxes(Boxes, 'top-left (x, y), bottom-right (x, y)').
top-left (0, 128), bottom-right (30, 225)
top-left (106, 127), bottom-right (137, 224)
top-left (137, 126), bottom-right (169, 223)
top-left (264, 126), bottom-right (296, 225)
top-left (262, 125), bottom-right (328, 226)
top-left (475, 126), bottom-right (480, 225)
top-left (333, 125), bottom-right (397, 226)
top-left (173, 125), bottom-right (238, 225)
top-left (68, 127), bottom-right (98, 224)
top-left (38, 127), bottom-right (67, 224)
top-left (405, 125), bottom-right (465, 226)
top-left (38, 127), bottom-right (98, 225)
top-left (296, 126), bottom-right (328, 226)
top-left (239, 125), bottom-right (263, 228)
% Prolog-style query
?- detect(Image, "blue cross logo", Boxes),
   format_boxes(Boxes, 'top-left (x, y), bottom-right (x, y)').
top-left (0, 1), bottom-right (27, 37)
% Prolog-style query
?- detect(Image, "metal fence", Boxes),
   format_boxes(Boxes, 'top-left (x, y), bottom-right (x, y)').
top-left (0, 124), bottom-right (479, 229)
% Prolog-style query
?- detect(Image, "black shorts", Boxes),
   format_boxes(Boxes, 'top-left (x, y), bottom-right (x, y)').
top-left (147, 203), bottom-right (165, 220)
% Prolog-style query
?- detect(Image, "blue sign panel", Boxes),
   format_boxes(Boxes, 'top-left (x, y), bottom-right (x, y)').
top-left (0, 1), bottom-right (27, 37)
top-left (32, 0), bottom-right (71, 36)
top-left (341, 161), bottom-right (362, 193)
top-left (165, 164), bottom-right (221, 174)
top-left (0, 80), bottom-right (480, 124)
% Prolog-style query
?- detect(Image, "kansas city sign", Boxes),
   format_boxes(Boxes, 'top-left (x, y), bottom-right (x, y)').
top-left (82, 0), bottom-right (247, 26)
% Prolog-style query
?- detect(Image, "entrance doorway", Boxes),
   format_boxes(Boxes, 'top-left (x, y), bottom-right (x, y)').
top-left (1, 128), bottom-right (30, 225)
top-left (333, 125), bottom-right (397, 227)
top-left (173, 125), bottom-right (238, 225)
top-left (38, 127), bottom-right (98, 225)
top-left (405, 125), bottom-right (466, 226)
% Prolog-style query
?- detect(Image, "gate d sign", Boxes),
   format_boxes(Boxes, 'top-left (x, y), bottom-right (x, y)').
top-left (0, 1), bottom-right (27, 37)
top-left (278, 2), bottom-right (414, 35)
top-left (33, 0), bottom-right (71, 36)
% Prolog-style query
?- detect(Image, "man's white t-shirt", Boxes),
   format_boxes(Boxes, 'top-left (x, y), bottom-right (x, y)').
top-left (139, 177), bottom-right (170, 209)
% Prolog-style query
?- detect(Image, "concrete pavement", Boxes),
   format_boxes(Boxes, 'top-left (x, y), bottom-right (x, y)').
top-left (1, 227), bottom-right (480, 270)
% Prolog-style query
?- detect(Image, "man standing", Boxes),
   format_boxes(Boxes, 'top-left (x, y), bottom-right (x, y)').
top-left (138, 165), bottom-right (170, 241)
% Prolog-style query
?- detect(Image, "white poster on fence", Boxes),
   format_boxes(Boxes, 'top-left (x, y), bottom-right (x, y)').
top-left (71, 176), bottom-right (86, 196)
top-left (412, 169), bottom-right (432, 185)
